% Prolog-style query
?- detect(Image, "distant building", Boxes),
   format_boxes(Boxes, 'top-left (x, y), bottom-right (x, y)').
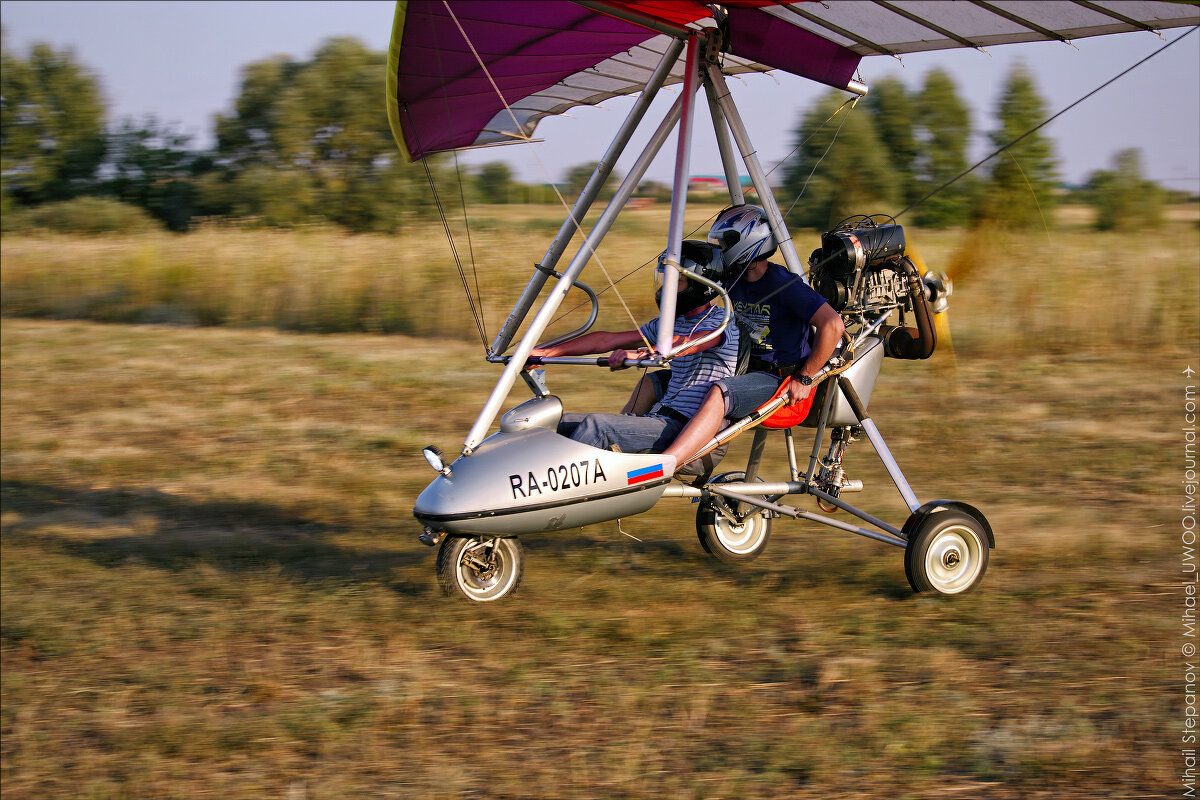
top-left (687, 174), bottom-right (758, 198)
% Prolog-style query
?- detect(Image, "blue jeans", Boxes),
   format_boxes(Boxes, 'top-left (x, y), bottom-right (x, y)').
top-left (715, 371), bottom-right (785, 418)
top-left (559, 412), bottom-right (684, 453)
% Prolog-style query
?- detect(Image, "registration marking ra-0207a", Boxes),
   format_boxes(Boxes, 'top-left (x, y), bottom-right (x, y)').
top-left (509, 459), bottom-right (608, 499)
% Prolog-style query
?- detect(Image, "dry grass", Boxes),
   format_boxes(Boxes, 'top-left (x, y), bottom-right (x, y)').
top-left (2, 207), bottom-right (1196, 796)
top-left (0, 204), bottom-right (722, 343)
top-left (2, 270), bottom-right (1194, 798)
top-left (4, 203), bottom-right (1196, 356)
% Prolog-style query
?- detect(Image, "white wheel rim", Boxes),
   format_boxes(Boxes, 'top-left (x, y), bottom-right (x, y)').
top-left (715, 514), bottom-right (767, 555)
top-left (923, 524), bottom-right (984, 594)
top-left (456, 540), bottom-right (518, 601)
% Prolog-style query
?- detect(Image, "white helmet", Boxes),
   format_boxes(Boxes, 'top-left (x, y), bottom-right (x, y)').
top-left (707, 205), bottom-right (777, 271)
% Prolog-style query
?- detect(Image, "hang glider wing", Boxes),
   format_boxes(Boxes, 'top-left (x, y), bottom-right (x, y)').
top-left (387, 0), bottom-right (1200, 161)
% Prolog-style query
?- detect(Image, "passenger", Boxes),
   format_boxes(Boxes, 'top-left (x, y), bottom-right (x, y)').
top-left (662, 205), bottom-right (845, 472)
top-left (527, 241), bottom-right (738, 455)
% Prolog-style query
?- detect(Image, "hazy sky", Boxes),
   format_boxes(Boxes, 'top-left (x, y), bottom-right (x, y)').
top-left (2, 1), bottom-right (1197, 190)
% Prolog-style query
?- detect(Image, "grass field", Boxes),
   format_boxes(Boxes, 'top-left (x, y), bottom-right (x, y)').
top-left (1, 210), bottom-right (1198, 798)
top-left (3, 202), bottom-right (1197, 352)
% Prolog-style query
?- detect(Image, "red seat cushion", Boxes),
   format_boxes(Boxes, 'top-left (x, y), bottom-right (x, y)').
top-left (759, 378), bottom-right (818, 429)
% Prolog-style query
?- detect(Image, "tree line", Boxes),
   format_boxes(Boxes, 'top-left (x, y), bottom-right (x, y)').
top-left (1, 32), bottom-right (1172, 234)
top-left (780, 66), bottom-right (1171, 231)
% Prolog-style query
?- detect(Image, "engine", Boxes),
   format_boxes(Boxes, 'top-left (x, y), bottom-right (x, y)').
top-left (808, 215), bottom-right (948, 360)
top-left (809, 215), bottom-right (910, 313)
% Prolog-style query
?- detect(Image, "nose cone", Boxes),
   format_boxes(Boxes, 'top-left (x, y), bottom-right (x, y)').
top-left (413, 427), bottom-right (674, 537)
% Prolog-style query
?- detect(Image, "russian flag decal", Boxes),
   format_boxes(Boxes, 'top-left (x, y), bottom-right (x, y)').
top-left (626, 464), bottom-right (664, 485)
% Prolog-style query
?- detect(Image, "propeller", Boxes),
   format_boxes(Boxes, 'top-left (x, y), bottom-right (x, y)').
top-left (906, 241), bottom-right (958, 391)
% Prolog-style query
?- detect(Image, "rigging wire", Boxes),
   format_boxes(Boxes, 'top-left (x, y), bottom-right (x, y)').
top-left (782, 96), bottom-right (856, 219)
top-left (409, 108), bottom-right (489, 348)
top-left (451, 148), bottom-right (486, 337)
top-left (1004, 150), bottom-right (1053, 246)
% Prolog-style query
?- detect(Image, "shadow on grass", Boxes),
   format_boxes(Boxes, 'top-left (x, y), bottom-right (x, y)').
top-left (0, 479), bottom-right (428, 594)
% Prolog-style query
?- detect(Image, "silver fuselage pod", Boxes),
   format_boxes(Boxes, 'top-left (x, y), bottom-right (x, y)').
top-left (413, 396), bottom-right (677, 537)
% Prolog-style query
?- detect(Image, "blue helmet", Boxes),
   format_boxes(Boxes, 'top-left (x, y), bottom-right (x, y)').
top-left (707, 205), bottom-right (777, 271)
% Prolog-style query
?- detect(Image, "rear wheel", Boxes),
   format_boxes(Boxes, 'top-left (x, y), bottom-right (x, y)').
top-left (696, 472), bottom-right (772, 564)
top-left (904, 511), bottom-right (989, 595)
top-left (436, 536), bottom-right (524, 601)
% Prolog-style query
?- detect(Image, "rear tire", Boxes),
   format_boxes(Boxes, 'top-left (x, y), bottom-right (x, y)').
top-left (436, 536), bottom-right (524, 601)
top-left (696, 472), bottom-right (772, 564)
top-left (904, 511), bottom-right (989, 595)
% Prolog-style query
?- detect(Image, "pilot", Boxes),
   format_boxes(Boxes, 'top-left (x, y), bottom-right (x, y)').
top-left (661, 205), bottom-right (845, 472)
top-left (527, 240), bottom-right (739, 455)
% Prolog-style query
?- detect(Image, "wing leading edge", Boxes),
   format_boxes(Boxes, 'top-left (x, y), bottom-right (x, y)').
top-left (387, 0), bottom-right (1199, 161)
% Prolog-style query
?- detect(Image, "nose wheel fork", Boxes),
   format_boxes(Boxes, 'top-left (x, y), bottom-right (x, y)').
top-left (436, 536), bottom-right (525, 602)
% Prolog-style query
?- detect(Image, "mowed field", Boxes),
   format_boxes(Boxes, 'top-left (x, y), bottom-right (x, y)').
top-left (2, 207), bottom-right (1198, 798)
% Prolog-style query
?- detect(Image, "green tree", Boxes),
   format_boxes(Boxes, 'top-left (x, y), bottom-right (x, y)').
top-left (564, 161), bottom-right (621, 202)
top-left (214, 54), bottom-right (301, 170)
top-left (476, 161), bottom-right (514, 204)
top-left (863, 76), bottom-right (918, 204)
top-left (912, 68), bottom-right (974, 228)
top-left (780, 90), bottom-right (899, 230)
top-left (102, 117), bottom-right (213, 231)
top-left (1, 37), bottom-right (107, 207)
top-left (978, 63), bottom-right (1058, 229)
top-left (1083, 148), bottom-right (1165, 231)
top-left (214, 38), bottom-right (431, 231)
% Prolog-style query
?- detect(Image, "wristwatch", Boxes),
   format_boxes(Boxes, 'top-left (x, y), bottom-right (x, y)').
top-left (794, 372), bottom-right (814, 386)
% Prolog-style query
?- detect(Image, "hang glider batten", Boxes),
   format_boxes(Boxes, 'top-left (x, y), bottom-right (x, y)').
top-left (388, 0), bottom-right (1200, 162)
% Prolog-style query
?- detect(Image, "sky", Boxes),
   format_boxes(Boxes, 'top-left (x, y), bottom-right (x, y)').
top-left (2, 1), bottom-right (1198, 191)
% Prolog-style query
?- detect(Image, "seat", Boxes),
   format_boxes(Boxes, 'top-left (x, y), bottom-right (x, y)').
top-left (757, 377), bottom-right (819, 430)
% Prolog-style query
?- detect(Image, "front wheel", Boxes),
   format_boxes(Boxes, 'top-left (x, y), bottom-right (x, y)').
top-left (696, 473), bottom-right (772, 564)
top-left (904, 511), bottom-right (989, 595)
top-left (436, 536), bottom-right (524, 601)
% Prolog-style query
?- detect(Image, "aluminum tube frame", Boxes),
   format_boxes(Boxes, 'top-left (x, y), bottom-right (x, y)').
top-left (706, 485), bottom-right (906, 548)
top-left (656, 34), bottom-right (700, 358)
top-left (795, 510), bottom-right (906, 548)
top-left (704, 78), bottom-right (744, 206)
top-left (687, 480), bottom-right (903, 538)
top-left (806, 484), bottom-right (907, 538)
top-left (806, 378), bottom-right (838, 480)
top-left (462, 97), bottom-right (685, 453)
top-left (519, 356), bottom-right (663, 368)
top-left (709, 481), bottom-right (802, 495)
top-left (705, 64), bottom-right (805, 277)
top-left (784, 428), bottom-right (801, 482)
top-left (859, 418), bottom-right (921, 512)
top-left (526, 277), bottom-right (600, 350)
top-left (489, 39), bottom-right (685, 356)
top-left (743, 428), bottom-right (769, 482)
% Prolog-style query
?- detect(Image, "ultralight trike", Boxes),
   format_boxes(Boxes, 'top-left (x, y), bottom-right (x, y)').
top-left (403, 23), bottom-right (995, 600)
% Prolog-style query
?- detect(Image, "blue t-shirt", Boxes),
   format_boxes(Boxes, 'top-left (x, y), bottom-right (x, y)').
top-left (729, 262), bottom-right (828, 367)
top-left (638, 306), bottom-right (738, 418)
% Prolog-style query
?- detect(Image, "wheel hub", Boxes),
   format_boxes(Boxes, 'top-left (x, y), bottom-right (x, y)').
top-left (921, 524), bottom-right (985, 594)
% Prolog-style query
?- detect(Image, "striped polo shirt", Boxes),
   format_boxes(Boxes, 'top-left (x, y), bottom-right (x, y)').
top-left (638, 306), bottom-right (738, 419)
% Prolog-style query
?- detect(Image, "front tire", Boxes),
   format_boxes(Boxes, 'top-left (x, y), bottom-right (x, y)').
top-left (696, 472), bottom-right (772, 564)
top-left (904, 511), bottom-right (989, 595)
top-left (436, 536), bottom-right (524, 601)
